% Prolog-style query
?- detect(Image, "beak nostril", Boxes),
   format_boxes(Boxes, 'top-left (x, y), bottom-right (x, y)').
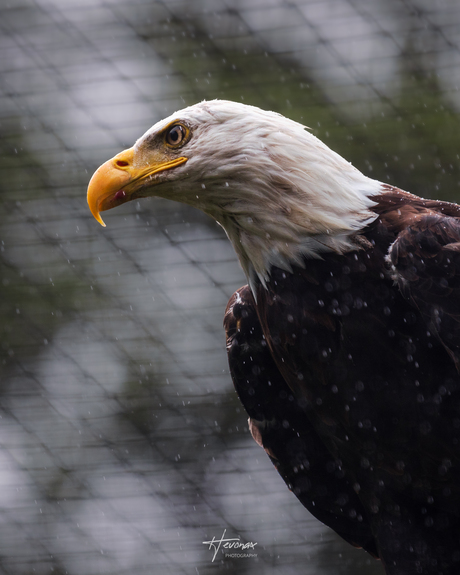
top-left (116, 160), bottom-right (129, 168)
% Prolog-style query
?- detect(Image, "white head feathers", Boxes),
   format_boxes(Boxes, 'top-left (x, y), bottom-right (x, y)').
top-left (137, 100), bottom-right (384, 291)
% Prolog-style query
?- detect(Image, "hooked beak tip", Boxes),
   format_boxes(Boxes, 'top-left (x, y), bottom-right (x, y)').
top-left (87, 186), bottom-right (107, 227)
top-left (95, 213), bottom-right (106, 227)
top-left (87, 149), bottom-right (135, 227)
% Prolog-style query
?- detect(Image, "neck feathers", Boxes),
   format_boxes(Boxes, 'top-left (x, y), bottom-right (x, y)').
top-left (165, 101), bottom-right (385, 292)
top-left (210, 128), bottom-right (384, 292)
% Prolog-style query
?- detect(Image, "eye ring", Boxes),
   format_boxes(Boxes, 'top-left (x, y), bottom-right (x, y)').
top-left (165, 124), bottom-right (188, 148)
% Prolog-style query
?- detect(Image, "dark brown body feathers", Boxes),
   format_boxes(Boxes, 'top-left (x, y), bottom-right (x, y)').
top-left (224, 187), bottom-right (460, 574)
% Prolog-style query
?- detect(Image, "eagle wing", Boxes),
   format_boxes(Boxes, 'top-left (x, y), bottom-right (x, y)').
top-left (224, 286), bottom-right (379, 557)
top-left (388, 213), bottom-right (460, 368)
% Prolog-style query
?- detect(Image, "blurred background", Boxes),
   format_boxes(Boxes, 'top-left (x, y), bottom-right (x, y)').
top-left (1, 0), bottom-right (460, 573)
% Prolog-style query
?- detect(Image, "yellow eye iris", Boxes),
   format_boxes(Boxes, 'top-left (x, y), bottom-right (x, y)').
top-left (165, 124), bottom-right (187, 147)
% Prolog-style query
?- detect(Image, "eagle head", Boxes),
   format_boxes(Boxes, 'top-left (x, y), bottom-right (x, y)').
top-left (87, 100), bottom-right (382, 288)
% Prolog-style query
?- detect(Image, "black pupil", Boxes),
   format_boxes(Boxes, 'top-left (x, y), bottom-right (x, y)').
top-left (169, 126), bottom-right (182, 144)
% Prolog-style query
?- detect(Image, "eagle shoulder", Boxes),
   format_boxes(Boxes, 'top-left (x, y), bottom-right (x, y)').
top-left (387, 211), bottom-right (460, 368)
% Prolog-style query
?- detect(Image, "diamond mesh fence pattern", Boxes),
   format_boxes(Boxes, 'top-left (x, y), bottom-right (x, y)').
top-left (2, 0), bottom-right (460, 573)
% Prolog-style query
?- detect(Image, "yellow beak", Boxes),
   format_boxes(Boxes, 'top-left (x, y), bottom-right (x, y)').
top-left (87, 148), bottom-right (188, 227)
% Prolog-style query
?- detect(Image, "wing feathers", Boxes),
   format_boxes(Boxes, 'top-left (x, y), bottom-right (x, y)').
top-left (224, 286), bottom-right (379, 557)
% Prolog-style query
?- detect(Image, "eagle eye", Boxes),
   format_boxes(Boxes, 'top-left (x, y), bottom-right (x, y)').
top-left (165, 124), bottom-right (188, 147)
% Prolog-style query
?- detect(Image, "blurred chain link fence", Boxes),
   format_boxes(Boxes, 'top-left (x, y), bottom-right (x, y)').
top-left (2, 0), bottom-right (460, 573)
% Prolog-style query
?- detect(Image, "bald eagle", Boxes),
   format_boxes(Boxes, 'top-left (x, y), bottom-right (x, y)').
top-left (88, 100), bottom-right (460, 575)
